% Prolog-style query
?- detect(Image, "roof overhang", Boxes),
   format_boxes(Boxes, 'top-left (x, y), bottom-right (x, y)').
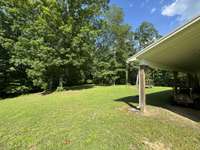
top-left (127, 15), bottom-right (200, 72)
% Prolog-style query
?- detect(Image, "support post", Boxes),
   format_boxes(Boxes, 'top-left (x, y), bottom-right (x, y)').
top-left (139, 65), bottom-right (146, 112)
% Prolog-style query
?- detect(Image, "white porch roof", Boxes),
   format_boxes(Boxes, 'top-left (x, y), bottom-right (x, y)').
top-left (127, 15), bottom-right (200, 72)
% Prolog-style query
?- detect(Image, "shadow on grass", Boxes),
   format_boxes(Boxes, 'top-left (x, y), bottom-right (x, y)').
top-left (65, 84), bottom-right (95, 91)
top-left (0, 84), bottom-right (95, 99)
top-left (0, 89), bottom-right (42, 100)
top-left (114, 90), bottom-right (200, 122)
top-left (41, 89), bottom-right (56, 95)
top-left (41, 84), bottom-right (95, 96)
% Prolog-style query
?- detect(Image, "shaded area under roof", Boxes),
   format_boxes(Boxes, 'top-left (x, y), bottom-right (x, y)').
top-left (128, 16), bottom-right (200, 72)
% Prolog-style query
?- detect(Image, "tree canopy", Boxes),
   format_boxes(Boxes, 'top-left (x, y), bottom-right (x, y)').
top-left (0, 1), bottom-right (173, 96)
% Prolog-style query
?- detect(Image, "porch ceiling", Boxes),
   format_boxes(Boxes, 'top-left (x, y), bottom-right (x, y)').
top-left (128, 16), bottom-right (200, 72)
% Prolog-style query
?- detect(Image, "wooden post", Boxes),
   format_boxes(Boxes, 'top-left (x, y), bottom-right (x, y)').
top-left (139, 65), bottom-right (146, 112)
top-left (136, 71), bottom-right (140, 108)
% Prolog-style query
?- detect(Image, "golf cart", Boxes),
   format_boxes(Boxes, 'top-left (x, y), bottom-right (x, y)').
top-left (173, 73), bottom-right (200, 109)
top-left (173, 87), bottom-right (200, 108)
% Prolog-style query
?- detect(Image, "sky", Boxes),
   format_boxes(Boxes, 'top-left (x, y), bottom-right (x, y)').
top-left (109, 0), bottom-right (200, 35)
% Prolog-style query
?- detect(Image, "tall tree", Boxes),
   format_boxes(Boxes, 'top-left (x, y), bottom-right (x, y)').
top-left (0, 0), bottom-right (36, 95)
top-left (11, 0), bottom-right (108, 90)
top-left (94, 5), bottom-right (135, 84)
top-left (135, 21), bottom-right (161, 51)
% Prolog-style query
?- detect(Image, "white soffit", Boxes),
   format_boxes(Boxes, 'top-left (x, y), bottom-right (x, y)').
top-left (127, 15), bottom-right (200, 72)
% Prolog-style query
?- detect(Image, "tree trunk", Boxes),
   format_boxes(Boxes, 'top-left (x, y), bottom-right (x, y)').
top-left (49, 77), bottom-right (53, 90)
top-left (126, 63), bottom-right (128, 85)
top-left (59, 75), bottom-right (63, 88)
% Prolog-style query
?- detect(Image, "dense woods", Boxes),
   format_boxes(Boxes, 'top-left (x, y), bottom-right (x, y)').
top-left (0, 0), bottom-right (173, 96)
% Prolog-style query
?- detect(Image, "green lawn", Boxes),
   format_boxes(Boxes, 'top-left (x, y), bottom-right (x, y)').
top-left (0, 86), bottom-right (200, 150)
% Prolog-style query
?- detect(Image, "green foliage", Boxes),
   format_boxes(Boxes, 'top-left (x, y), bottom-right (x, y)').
top-left (151, 69), bottom-right (174, 86)
top-left (1, 0), bottom-right (109, 94)
top-left (93, 5), bottom-right (135, 85)
top-left (0, 1), bottom-right (175, 96)
top-left (135, 21), bottom-right (161, 50)
top-left (0, 0), bottom-right (34, 95)
top-left (14, 0), bottom-right (102, 89)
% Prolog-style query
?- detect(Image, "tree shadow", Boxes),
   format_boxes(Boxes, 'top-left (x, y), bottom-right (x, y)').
top-left (41, 84), bottom-right (95, 96)
top-left (0, 89), bottom-right (42, 100)
top-left (41, 89), bottom-right (56, 95)
top-left (0, 84), bottom-right (95, 99)
top-left (64, 84), bottom-right (95, 91)
top-left (114, 90), bottom-right (200, 122)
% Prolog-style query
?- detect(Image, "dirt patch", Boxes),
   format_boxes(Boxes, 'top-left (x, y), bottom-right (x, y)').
top-left (128, 138), bottom-right (171, 150)
top-left (141, 106), bottom-right (200, 129)
top-left (59, 90), bottom-right (81, 96)
top-left (117, 106), bottom-right (140, 114)
top-left (117, 106), bottom-right (130, 113)
top-left (38, 90), bottom-right (81, 96)
top-left (142, 138), bottom-right (171, 150)
top-left (117, 105), bottom-right (200, 129)
top-left (28, 144), bottom-right (37, 150)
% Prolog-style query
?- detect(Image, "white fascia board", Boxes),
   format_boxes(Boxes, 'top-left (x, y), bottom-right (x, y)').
top-left (127, 15), bottom-right (200, 63)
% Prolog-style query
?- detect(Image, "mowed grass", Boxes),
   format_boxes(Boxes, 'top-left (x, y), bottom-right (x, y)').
top-left (0, 86), bottom-right (200, 150)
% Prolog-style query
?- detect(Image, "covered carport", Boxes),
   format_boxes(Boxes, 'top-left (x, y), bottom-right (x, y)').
top-left (127, 15), bottom-right (200, 112)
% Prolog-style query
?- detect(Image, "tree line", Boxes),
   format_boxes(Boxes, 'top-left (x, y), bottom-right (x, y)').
top-left (0, 0), bottom-right (173, 97)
